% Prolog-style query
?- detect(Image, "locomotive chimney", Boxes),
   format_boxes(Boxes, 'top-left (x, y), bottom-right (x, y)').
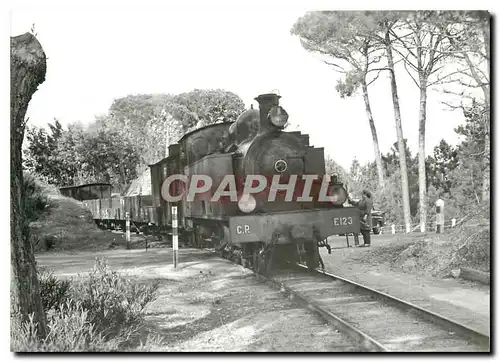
top-left (255, 93), bottom-right (281, 131)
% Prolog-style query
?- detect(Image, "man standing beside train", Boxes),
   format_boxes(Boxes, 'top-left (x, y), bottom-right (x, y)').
top-left (348, 189), bottom-right (373, 247)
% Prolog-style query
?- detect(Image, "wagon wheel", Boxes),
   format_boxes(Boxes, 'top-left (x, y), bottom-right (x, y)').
top-left (303, 242), bottom-right (320, 271)
top-left (189, 226), bottom-right (196, 248)
top-left (251, 245), bottom-right (259, 271)
top-left (192, 225), bottom-right (204, 249)
top-left (233, 247), bottom-right (243, 265)
top-left (256, 250), bottom-right (267, 274)
top-left (241, 244), bottom-right (252, 268)
top-left (252, 242), bottom-right (274, 275)
top-left (213, 223), bottom-right (230, 258)
top-left (265, 243), bottom-right (275, 275)
top-left (279, 243), bottom-right (299, 267)
top-left (251, 243), bottom-right (263, 273)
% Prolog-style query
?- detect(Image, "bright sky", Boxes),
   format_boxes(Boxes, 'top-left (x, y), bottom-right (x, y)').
top-left (9, 1), bottom-right (486, 171)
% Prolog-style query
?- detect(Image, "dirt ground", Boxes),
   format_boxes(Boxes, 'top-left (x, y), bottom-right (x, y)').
top-left (33, 219), bottom-right (490, 349)
top-left (321, 233), bottom-right (490, 336)
top-left (36, 248), bottom-right (361, 352)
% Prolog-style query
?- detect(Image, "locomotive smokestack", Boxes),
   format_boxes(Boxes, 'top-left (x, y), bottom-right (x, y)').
top-left (255, 93), bottom-right (281, 131)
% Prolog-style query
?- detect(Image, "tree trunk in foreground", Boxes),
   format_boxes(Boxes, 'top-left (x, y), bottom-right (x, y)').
top-left (11, 32), bottom-right (48, 338)
top-left (385, 30), bottom-right (412, 231)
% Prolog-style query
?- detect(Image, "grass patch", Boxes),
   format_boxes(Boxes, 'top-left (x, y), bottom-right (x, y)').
top-left (391, 203), bottom-right (491, 276)
top-left (389, 226), bottom-right (490, 277)
top-left (30, 194), bottom-right (122, 252)
top-left (349, 203), bottom-right (490, 278)
top-left (23, 173), bottom-right (49, 223)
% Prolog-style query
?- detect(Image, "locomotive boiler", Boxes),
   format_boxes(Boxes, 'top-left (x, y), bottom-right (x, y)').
top-left (150, 93), bottom-right (360, 273)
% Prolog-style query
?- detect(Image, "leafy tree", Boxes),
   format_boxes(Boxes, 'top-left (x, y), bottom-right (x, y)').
top-left (106, 99), bottom-right (183, 166)
top-left (52, 123), bottom-right (86, 186)
top-left (348, 158), bottom-right (364, 191)
top-left (425, 139), bottom-right (459, 194)
top-left (442, 11), bottom-right (490, 104)
top-left (24, 119), bottom-right (63, 183)
top-left (291, 11), bottom-right (386, 187)
top-left (347, 158), bottom-right (405, 223)
top-left (77, 127), bottom-right (141, 192)
top-left (347, 139), bottom-right (429, 226)
top-left (23, 120), bottom-right (141, 191)
top-left (447, 101), bottom-right (488, 210)
top-left (444, 11), bottom-right (490, 201)
top-left (105, 89), bottom-right (245, 167)
top-left (23, 89), bottom-right (244, 192)
top-left (108, 93), bottom-right (173, 127)
top-left (325, 155), bottom-right (351, 186)
top-left (144, 110), bottom-right (183, 163)
top-left (106, 94), bottom-right (174, 165)
top-left (171, 89), bottom-right (245, 131)
top-left (380, 140), bottom-right (420, 220)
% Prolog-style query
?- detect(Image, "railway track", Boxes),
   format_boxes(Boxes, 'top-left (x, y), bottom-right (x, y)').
top-left (108, 230), bottom-right (489, 352)
top-left (216, 250), bottom-right (490, 352)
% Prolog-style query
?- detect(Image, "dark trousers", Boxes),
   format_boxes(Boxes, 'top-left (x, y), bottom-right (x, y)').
top-left (360, 229), bottom-right (371, 245)
top-left (353, 230), bottom-right (371, 246)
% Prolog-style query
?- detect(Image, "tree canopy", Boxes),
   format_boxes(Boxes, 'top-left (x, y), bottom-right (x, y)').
top-left (23, 88), bottom-right (246, 192)
top-left (292, 10), bottom-right (490, 228)
top-left (24, 119), bottom-right (141, 191)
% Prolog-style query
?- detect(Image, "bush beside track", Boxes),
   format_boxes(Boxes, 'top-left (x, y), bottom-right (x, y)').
top-left (11, 259), bottom-right (161, 351)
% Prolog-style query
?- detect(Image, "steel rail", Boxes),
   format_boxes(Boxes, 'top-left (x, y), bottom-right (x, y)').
top-left (255, 273), bottom-right (388, 352)
top-left (210, 248), bottom-right (489, 351)
top-left (209, 249), bottom-right (386, 351)
top-left (296, 263), bottom-right (490, 350)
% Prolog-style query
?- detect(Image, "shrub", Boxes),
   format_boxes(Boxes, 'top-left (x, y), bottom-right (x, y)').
top-left (11, 313), bottom-right (40, 352)
top-left (448, 227), bottom-right (490, 272)
top-left (11, 260), bottom-right (159, 352)
top-left (43, 302), bottom-right (120, 352)
top-left (11, 303), bottom-right (119, 352)
top-left (70, 258), bottom-right (159, 343)
top-left (38, 268), bottom-right (71, 312)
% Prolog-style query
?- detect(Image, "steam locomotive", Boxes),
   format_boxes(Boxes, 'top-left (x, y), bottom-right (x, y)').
top-left (72, 93), bottom-right (361, 273)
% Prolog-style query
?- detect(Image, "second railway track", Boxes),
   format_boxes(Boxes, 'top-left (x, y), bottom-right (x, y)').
top-left (215, 249), bottom-right (490, 352)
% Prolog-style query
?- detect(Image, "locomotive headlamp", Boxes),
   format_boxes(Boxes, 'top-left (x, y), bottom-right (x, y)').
top-left (330, 185), bottom-right (348, 206)
top-left (238, 194), bottom-right (257, 213)
top-left (268, 106), bottom-right (289, 128)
